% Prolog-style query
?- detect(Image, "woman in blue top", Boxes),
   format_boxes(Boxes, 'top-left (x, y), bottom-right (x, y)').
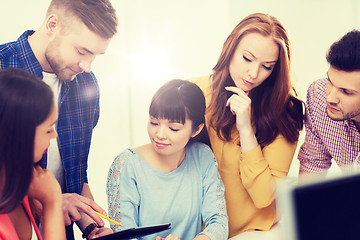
top-left (107, 79), bottom-right (228, 240)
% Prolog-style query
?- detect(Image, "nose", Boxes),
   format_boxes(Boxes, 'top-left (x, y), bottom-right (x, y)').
top-left (248, 63), bottom-right (259, 79)
top-left (52, 128), bottom-right (58, 139)
top-left (326, 85), bottom-right (339, 104)
top-left (79, 56), bottom-right (95, 73)
top-left (156, 125), bottom-right (167, 139)
top-left (79, 61), bottom-right (91, 73)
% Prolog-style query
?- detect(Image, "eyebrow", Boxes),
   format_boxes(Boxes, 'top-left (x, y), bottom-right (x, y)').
top-left (82, 47), bottom-right (95, 55)
top-left (245, 50), bottom-right (277, 64)
top-left (168, 120), bottom-right (183, 124)
top-left (149, 116), bottom-right (183, 124)
top-left (326, 72), bottom-right (332, 83)
top-left (326, 72), bottom-right (359, 93)
top-left (50, 120), bottom-right (58, 126)
top-left (80, 47), bottom-right (105, 55)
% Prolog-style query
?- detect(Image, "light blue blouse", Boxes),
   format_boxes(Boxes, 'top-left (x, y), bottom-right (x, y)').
top-left (106, 142), bottom-right (228, 240)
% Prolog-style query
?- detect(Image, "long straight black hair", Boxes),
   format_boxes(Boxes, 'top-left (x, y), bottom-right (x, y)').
top-left (0, 68), bottom-right (54, 213)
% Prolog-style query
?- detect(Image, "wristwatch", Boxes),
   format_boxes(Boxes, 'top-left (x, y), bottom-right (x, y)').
top-left (82, 222), bottom-right (98, 239)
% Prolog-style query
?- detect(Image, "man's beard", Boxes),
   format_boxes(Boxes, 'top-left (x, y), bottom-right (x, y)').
top-left (44, 39), bottom-right (77, 82)
top-left (327, 106), bottom-right (360, 121)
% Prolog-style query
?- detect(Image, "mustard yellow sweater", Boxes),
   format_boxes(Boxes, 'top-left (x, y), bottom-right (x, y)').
top-left (191, 76), bottom-right (297, 238)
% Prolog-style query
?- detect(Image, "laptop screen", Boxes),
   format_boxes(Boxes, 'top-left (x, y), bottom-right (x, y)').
top-left (278, 174), bottom-right (360, 240)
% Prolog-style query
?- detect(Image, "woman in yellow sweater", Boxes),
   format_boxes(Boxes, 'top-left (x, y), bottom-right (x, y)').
top-left (191, 13), bottom-right (304, 238)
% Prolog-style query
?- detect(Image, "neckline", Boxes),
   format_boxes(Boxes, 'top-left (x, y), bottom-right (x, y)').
top-left (131, 147), bottom-right (188, 175)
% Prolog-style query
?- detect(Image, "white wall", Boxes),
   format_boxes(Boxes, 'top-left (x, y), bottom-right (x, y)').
top-left (1, 0), bottom-right (359, 238)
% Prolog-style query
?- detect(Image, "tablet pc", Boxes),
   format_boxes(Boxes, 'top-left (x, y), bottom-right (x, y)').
top-left (96, 223), bottom-right (171, 240)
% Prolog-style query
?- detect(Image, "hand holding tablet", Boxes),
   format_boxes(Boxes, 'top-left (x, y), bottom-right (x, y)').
top-left (95, 223), bottom-right (171, 240)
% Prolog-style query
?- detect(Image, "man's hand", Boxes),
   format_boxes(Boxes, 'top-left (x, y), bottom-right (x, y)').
top-left (87, 226), bottom-right (114, 239)
top-left (62, 193), bottom-right (106, 226)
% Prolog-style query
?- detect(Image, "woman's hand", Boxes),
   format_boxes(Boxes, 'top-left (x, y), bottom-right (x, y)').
top-left (155, 234), bottom-right (210, 240)
top-left (28, 165), bottom-right (65, 239)
top-left (225, 86), bottom-right (252, 132)
top-left (225, 86), bottom-right (258, 153)
top-left (28, 165), bottom-right (62, 208)
top-left (155, 234), bottom-right (180, 240)
top-left (193, 234), bottom-right (211, 240)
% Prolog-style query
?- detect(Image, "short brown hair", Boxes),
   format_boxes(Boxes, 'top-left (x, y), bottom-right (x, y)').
top-left (47, 0), bottom-right (118, 39)
top-left (326, 30), bottom-right (360, 72)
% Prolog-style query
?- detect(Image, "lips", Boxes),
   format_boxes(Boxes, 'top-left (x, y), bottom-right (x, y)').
top-left (69, 68), bottom-right (81, 75)
top-left (154, 141), bottom-right (169, 149)
top-left (242, 79), bottom-right (254, 86)
top-left (327, 104), bottom-right (340, 113)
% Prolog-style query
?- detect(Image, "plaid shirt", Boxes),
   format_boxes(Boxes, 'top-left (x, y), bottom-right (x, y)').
top-left (0, 31), bottom-right (100, 195)
top-left (298, 78), bottom-right (360, 174)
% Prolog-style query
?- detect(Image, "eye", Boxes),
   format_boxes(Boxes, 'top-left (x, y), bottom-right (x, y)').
top-left (326, 78), bottom-right (333, 85)
top-left (169, 127), bottom-right (180, 132)
top-left (77, 50), bottom-right (85, 55)
top-left (243, 56), bottom-right (252, 62)
top-left (47, 129), bottom-right (54, 134)
top-left (262, 65), bottom-right (273, 71)
top-left (150, 121), bottom-right (158, 126)
top-left (169, 122), bottom-right (183, 132)
top-left (341, 89), bottom-right (354, 95)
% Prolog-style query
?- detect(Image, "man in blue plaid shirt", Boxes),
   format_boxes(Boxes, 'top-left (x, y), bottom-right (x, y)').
top-left (0, 0), bottom-right (118, 239)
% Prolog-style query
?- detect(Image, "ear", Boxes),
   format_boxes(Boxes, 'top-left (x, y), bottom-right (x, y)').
top-left (45, 14), bottom-right (59, 36)
top-left (191, 123), bottom-right (204, 138)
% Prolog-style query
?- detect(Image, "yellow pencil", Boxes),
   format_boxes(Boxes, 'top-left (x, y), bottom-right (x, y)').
top-left (95, 211), bottom-right (123, 227)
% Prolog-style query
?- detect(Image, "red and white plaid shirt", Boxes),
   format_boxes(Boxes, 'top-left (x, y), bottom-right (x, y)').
top-left (298, 78), bottom-right (360, 174)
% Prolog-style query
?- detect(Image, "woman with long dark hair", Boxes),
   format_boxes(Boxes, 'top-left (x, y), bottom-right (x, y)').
top-left (0, 68), bottom-right (65, 240)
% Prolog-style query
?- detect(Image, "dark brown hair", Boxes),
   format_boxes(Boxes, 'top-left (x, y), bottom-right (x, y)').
top-left (326, 30), bottom-right (360, 72)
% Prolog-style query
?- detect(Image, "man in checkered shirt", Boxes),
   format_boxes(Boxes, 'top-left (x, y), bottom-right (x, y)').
top-left (298, 30), bottom-right (360, 175)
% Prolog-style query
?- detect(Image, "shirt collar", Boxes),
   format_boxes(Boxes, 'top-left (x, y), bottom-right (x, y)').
top-left (18, 30), bottom-right (44, 79)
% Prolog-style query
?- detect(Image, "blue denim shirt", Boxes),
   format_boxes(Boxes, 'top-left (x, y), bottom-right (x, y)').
top-left (0, 30), bottom-right (100, 195)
